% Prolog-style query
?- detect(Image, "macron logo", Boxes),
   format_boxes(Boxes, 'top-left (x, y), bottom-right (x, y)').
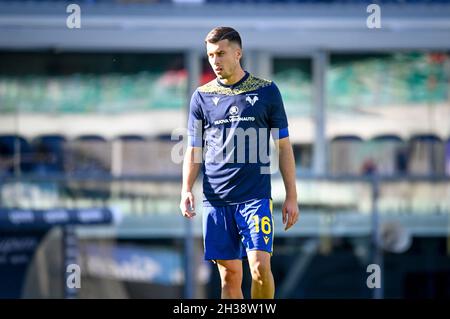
top-left (212, 97), bottom-right (220, 106)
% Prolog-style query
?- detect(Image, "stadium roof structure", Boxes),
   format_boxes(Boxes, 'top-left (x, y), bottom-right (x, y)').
top-left (0, 2), bottom-right (449, 52)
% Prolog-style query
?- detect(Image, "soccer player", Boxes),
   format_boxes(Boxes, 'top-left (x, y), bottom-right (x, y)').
top-left (180, 27), bottom-right (299, 299)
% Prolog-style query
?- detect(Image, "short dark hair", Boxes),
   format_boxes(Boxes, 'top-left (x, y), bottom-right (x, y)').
top-left (205, 27), bottom-right (242, 48)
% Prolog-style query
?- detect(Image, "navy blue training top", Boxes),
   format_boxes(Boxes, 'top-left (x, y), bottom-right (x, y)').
top-left (187, 71), bottom-right (289, 206)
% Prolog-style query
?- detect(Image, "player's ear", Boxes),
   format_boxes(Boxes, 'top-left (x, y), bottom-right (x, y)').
top-left (235, 47), bottom-right (242, 61)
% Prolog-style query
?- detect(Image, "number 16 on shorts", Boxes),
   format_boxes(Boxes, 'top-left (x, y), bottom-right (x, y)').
top-left (252, 214), bottom-right (273, 248)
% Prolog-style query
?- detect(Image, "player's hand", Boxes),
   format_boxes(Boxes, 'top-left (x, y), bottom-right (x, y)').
top-left (180, 191), bottom-right (196, 219)
top-left (282, 197), bottom-right (299, 231)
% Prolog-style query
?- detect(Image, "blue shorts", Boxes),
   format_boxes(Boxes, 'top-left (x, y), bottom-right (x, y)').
top-left (202, 198), bottom-right (274, 261)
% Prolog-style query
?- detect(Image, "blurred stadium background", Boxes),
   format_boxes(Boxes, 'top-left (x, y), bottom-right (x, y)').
top-left (0, 0), bottom-right (450, 299)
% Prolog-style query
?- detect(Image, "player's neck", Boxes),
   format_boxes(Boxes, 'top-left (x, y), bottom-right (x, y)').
top-left (219, 68), bottom-right (246, 86)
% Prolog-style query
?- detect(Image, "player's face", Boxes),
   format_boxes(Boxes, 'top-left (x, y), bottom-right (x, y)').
top-left (206, 39), bottom-right (241, 80)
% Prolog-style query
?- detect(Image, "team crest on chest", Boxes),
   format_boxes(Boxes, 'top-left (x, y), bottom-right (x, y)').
top-left (246, 94), bottom-right (259, 106)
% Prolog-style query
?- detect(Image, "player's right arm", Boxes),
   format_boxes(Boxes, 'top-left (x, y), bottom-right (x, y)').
top-left (180, 146), bottom-right (202, 218)
top-left (180, 90), bottom-right (204, 219)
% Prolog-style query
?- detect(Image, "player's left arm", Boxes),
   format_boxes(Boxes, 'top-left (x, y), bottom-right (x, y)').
top-left (276, 136), bottom-right (299, 231)
top-left (269, 82), bottom-right (299, 231)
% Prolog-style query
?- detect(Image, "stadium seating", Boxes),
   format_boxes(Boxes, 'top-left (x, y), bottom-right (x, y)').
top-left (30, 134), bottom-right (66, 175)
top-left (292, 143), bottom-right (313, 174)
top-left (368, 135), bottom-right (406, 176)
top-left (0, 134), bottom-right (33, 175)
top-left (114, 134), bottom-right (181, 176)
top-left (1, 53), bottom-right (448, 115)
top-left (408, 134), bottom-right (445, 176)
top-left (329, 135), bottom-right (365, 176)
top-left (64, 135), bottom-right (112, 175)
top-left (2, 133), bottom-right (449, 178)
